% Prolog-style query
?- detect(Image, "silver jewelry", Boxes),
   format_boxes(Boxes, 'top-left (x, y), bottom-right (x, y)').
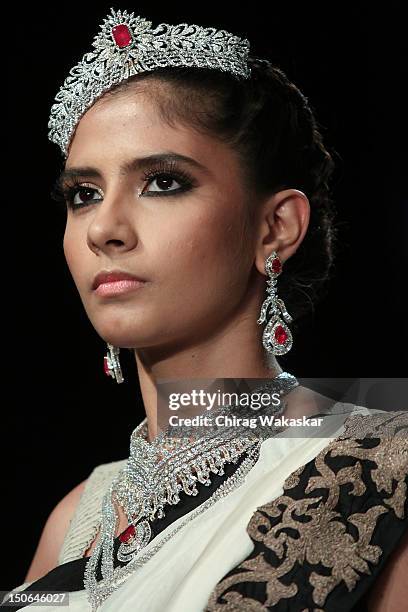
top-left (48, 8), bottom-right (251, 158)
top-left (103, 343), bottom-right (124, 384)
top-left (83, 372), bottom-right (299, 610)
top-left (257, 251), bottom-right (293, 355)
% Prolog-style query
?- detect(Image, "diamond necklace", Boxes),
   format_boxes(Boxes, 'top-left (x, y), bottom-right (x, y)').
top-left (84, 372), bottom-right (299, 611)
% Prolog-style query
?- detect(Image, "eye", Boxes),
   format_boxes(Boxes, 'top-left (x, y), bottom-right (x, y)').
top-left (143, 174), bottom-right (182, 194)
top-left (50, 180), bottom-right (103, 210)
top-left (140, 167), bottom-right (194, 198)
top-left (70, 185), bottom-right (103, 208)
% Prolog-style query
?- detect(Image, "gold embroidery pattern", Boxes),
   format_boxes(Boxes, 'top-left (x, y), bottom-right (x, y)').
top-left (337, 410), bottom-right (408, 440)
top-left (205, 410), bottom-right (408, 611)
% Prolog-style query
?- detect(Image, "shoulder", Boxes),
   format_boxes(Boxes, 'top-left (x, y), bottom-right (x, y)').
top-left (206, 408), bottom-right (408, 611)
top-left (366, 528), bottom-right (408, 611)
top-left (24, 478), bottom-right (88, 582)
top-left (24, 459), bottom-right (126, 583)
top-left (340, 408), bottom-right (408, 610)
top-left (336, 406), bottom-right (408, 440)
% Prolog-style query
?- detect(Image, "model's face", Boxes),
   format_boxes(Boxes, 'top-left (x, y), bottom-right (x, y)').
top-left (62, 85), bottom-right (256, 349)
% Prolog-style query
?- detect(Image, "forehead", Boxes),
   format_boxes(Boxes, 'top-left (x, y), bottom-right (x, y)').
top-left (67, 89), bottom-right (235, 173)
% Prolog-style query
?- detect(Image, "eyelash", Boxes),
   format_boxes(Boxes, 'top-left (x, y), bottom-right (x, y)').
top-left (50, 161), bottom-right (196, 210)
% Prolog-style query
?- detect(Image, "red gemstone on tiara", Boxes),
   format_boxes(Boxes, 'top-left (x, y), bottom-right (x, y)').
top-left (274, 325), bottom-right (288, 345)
top-left (112, 24), bottom-right (133, 48)
top-left (119, 524), bottom-right (136, 543)
top-left (271, 258), bottom-right (282, 274)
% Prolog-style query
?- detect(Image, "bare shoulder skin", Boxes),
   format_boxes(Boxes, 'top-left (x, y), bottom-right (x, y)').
top-left (24, 479), bottom-right (88, 583)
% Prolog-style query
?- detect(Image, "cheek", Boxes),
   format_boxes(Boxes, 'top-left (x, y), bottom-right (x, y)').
top-left (63, 227), bottom-right (74, 271)
top-left (63, 225), bottom-right (88, 288)
top-left (158, 206), bottom-right (250, 298)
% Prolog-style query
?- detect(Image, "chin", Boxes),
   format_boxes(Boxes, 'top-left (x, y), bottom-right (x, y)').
top-left (101, 334), bottom-right (146, 349)
top-left (88, 311), bottom-right (145, 343)
top-left (99, 326), bottom-right (165, 349)
top-left (90, 313), bottom-right (179, 350)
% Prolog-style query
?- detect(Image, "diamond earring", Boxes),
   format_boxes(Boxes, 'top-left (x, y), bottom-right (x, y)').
top-left (103, 343), bottom-right (124, 383)
top-left (257, 251), bottom-right (293, 355)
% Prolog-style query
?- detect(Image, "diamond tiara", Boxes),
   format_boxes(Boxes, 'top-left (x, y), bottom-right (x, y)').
top-left (47, 7), bottom-right (252, 158)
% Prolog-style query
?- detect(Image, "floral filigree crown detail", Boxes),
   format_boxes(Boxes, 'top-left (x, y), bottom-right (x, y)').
top-left (47, 7), bottom-right (252, 158)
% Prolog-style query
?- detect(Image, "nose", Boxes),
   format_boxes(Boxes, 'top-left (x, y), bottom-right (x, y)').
top-left (86, 191), bottom-right (138, 256)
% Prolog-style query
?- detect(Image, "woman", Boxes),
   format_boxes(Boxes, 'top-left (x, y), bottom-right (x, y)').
top-left (4, 8), bottom-right (407, 612)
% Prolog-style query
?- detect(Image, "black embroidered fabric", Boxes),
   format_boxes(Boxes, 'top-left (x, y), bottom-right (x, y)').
top-left (205, 410), bottom-right (408, 612)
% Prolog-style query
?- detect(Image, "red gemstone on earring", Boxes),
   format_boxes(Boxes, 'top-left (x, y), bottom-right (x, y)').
top-left (274, 325), bottom-right (288, 345)
top-left (112, 24), bottom-right (132, 48)
top-left (272, 258), bottom-right (282, 274)
top-left (119, 524), bottom-right (136, 543)
top-left (103, 356), bottom-right (111, 377)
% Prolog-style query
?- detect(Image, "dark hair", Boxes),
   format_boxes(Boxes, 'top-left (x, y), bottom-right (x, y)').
top-left (95, 57), bottom-right (339, 323)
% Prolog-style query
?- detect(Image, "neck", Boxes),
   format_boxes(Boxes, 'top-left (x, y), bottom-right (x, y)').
top-left (133, 314), bottom-right (283, 443)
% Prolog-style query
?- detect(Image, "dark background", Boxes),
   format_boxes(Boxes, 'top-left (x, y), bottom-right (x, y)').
top-left (3, 2), bottom-right (407, 590)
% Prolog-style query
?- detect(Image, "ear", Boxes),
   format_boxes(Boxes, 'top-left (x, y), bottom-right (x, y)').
top-left (254, 188), bottom-right (310, 275)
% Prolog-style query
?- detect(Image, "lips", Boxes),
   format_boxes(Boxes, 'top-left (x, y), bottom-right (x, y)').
top-left (92, 270), bottom-right (146, 290)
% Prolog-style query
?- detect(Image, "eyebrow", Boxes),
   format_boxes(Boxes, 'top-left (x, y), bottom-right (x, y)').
top-left (57, 152), bottom-right (210, 186)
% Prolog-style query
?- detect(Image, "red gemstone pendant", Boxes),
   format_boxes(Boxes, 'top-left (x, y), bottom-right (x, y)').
top-left (274, 324), bottom-right (288, 345)
top-left (119, 524), bottom-right (136, 543)
top-left (112, 24), bottom-right (133, 48)
top-left (103, 356), bottom-right (111, 377)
